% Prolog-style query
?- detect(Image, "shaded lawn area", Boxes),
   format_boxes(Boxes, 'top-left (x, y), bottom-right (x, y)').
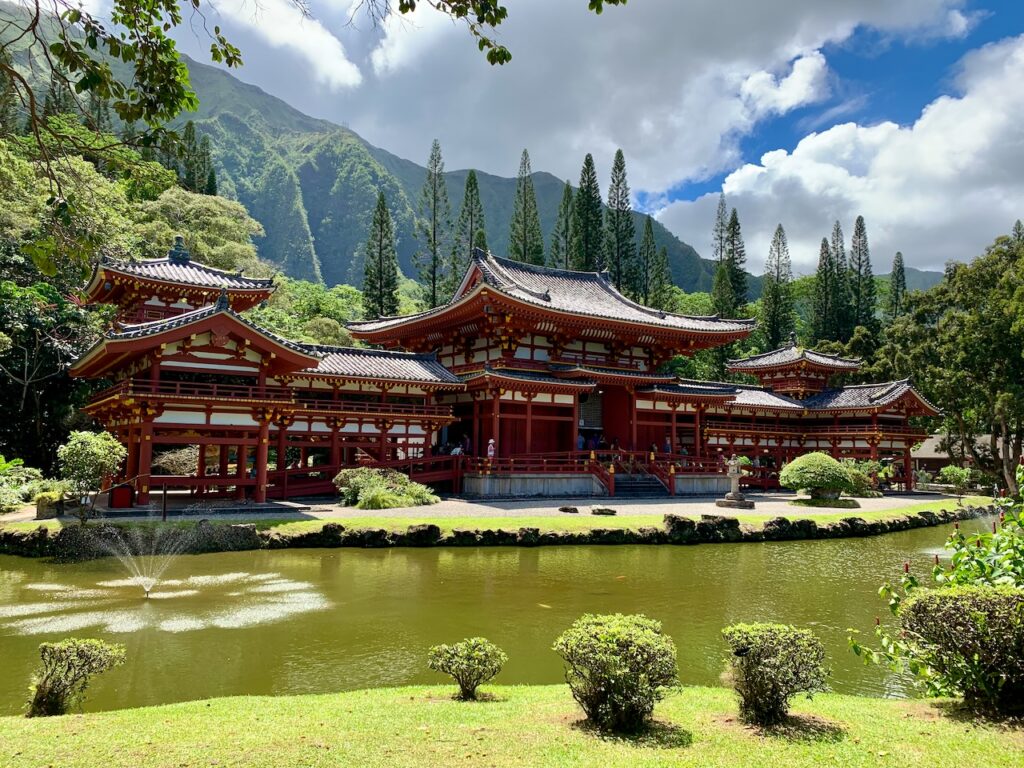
top-left (0, 496), bottom-right (990, 536)
top-left (0, 685), bottom-right (1020, 768)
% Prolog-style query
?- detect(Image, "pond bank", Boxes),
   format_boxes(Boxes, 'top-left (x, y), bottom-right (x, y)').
top-left (0, 503), bottom-right (995, 560)
top-left (0, 684), bottom-right (1019, 768)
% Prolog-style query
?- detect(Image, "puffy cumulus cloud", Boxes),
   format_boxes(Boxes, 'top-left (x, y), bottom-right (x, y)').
top-left (338, 0), bottom-right (968, 193)
top-left (213, 0), bottom-right (362, 90)
top-left (657, 34), bottom-right (1024, 274)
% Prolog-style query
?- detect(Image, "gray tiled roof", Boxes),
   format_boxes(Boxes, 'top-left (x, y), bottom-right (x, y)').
top-left (99, 255), bottom-right (274, 290)
top-left (461, 367), bottom-right (597, 388)
top-left (350, 250), bottom-right (757, 334)
top-left (638, 381), bottom-right (738, 397)
top-left (802, 379), bottom-right (938, 411)
top-left (549, 364), bottom-right (676, 381)
top-left (298, 345), bottom-right (462, 385)
top-left (728, 343), bottom-right (861, 371)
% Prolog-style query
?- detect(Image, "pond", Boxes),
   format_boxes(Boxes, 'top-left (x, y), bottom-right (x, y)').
top-left (0, 518), bottom-right (989, 715)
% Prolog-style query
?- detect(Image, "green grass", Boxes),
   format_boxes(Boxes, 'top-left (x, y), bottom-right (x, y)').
top-left (790, 498), bottom-right (862, 509)
top-left (0, 496), bottom-right (991, 536)
top-left (0, 685), bottom-right (1019, 767)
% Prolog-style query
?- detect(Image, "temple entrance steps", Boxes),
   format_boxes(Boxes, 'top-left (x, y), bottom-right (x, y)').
top-left (611, 473), bottom-right (671, 498)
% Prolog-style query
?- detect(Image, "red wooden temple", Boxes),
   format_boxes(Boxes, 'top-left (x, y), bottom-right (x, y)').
top-left (71, 239), bottom-right (936, 505)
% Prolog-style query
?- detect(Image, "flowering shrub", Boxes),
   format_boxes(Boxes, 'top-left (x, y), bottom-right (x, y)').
top-left (333, 467), bottom-right (439, 509)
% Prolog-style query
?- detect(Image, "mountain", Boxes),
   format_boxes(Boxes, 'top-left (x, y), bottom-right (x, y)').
top-left (899, 266), bottom-right (944, 292)
top-left (0, 2), bottom-right (746, 296)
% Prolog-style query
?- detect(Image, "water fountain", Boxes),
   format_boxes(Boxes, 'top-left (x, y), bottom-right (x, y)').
top-left (98, 525), bottom-right (195, 598)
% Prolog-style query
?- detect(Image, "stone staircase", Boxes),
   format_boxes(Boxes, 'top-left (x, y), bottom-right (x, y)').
top-left (612, 472), bottom-right (670, 498)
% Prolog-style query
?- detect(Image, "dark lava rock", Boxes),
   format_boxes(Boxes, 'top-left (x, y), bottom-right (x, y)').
top-left (517, 527), bottom-right (541, 546)
top-left (406, 523), bottom-right (442, 547)
top-left (559, 506), bottom-right (579, 514)
top-left (663, 514), bottom-right (698, 544)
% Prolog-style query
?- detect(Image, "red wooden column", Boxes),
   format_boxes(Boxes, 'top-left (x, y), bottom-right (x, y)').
top-left (235, 444), bottom-right (248, 501)
top-left (694, 406), bottom-right (703, 458)
top-left (572, 395), bottom-right (580, 451)
top-left (329, 419), bottom-right (341, 469)
top-left (670, 405), bottom-right (678, 453)
top-left (196, 445), bottom-right (206, 496)
top-left (218, 445), bottom-right (229, 477)
top-left (137, 420), bottom-right (154, 505)
top-left (125, 427), bottom-right (138, 481)
top-left (492, 391), bottom-right (500, 457)
top-left (525, 394), bottom-right (534, 455)
top-left (277, 425), bottom-right (287, 470)
top-left (254, 420), bottom-right (270, 503)
top-left (473, 396), bottom-right (481, 456)
top-left (904, 446), bottom-right (914, 491)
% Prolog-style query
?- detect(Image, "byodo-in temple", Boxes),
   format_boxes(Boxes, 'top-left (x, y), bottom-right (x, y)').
top-left (70, 239), bottom-right (938, 506)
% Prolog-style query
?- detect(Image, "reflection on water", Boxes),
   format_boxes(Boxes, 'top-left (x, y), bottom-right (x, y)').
top-left (0, 517), bottom-right (991, 714)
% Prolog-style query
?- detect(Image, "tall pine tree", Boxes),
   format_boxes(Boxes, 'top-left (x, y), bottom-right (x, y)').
top-left (649, 245), bottom-right (673, 311)
top-left (636, 215), bottom-right (657, 305)
top-left (85, 91), bottom-right (112, 133)
top-left (569, 153), bottom-right (604, 271)
top-left (811, 237), bottom-right (834, 341)
top-left (0, 49), bottom-right (19, 137)
top-left (41, 71), bottom-right (75, 118)
top-left (725, 208), bottom-right (748, 305)
top-left (362, 191), bottom-right (400, 319)
top-left (548, 180), bottom-right (574, 269)
top-left (446, 170), bottom-right (485, 299)
top-left (849, 215), bottom-right (878, 332)
top-left (415, 139), bottom-right (452, 308)
top-left (603, 149), bottom-right (636, 292)
top-left (711, 260), bottom-right (736, 317)
top-left (508, 149), bottom-right (544, 265)
top-left (887, 251), bottom-right (906, 322)
top-left (760, 223), bottom-right (795, 349)
top-left (830, 220), bottom-right (854, 341)
top-left (711, 193), bottom-right (728, 264)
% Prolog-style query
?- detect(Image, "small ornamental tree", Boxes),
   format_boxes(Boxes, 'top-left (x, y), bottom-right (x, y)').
top-left (57, 431), bottom-right (127, 523)
top-left (722, 623), bottom-right (829, 726)
top-left (552, 613), bottom-right (679, 733)
top-left (27, 639), bottom-right (126, 717)
top-left (938, 465), bottom-right (973, 504)
top-left (427, 637), bottom-right (507, 700)
top-left (779, 452), bottom-right (851, 499)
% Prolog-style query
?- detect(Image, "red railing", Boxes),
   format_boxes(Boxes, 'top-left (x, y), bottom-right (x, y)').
top-left (703, 420), bottom-right (926, 437)
top-left (91, 379), bottom-right (453, 418)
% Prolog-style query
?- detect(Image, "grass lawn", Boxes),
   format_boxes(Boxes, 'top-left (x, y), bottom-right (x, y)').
top-left (0, 685), bottom-right (1019, 767)
top-left (0, 496), bottom-right (991, 536)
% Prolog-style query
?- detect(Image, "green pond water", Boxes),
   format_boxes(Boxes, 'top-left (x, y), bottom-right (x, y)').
top-left (0, 518), bottom-right (990, 715)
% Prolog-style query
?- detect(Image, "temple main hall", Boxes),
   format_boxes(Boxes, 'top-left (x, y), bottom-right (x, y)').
top-left (70, 240), bottom-right (936, 504)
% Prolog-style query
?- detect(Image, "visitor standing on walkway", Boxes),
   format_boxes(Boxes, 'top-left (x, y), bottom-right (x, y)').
top-left (487, 438), bottom-right (496, 460)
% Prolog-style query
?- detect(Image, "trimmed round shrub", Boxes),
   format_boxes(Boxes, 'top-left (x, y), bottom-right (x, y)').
top-left (780, 452), bottom-right (851, 499)
top-left (27, 638), bottom-right (126, 717)
top-left (427, 637), bottom-right (507, 700)
top-left (722, 623), bottom-right (829, 726)
top-left (899, 585), bottom-right (1024, 714)
top-left (552, 613), bottom-right (679, 733)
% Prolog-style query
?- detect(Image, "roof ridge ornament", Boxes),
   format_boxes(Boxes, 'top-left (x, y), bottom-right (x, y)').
top-left (215, 287), bottom-right (230, 311)
top-left (167, 235), bottom-right (191, 265)
top-left (788, 331), bottom-right (798, 347)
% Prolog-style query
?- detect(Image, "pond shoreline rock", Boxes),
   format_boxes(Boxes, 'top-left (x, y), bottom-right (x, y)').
top-left (0, 503), bottom-right (997, 560)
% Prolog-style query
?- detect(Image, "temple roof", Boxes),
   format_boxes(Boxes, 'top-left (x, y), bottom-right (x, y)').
top-left (461, 367), bottom-right (598, 389)
top-left (802, 379), bottom-right (939, 413)
top-left (91, 253), bottom-right (275, 292)
top-left (297, 346), bottom-right (463, 386)
top-left (727, 335), bottom-right (861, 373)
top-left (549, 364), bottom-right (676, 383)
top-left (349, 249), bottom-right (756, 337)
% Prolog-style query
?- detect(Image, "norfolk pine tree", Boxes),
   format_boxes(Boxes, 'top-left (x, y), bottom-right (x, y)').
top-left (887, 251), bottom-right (907, 321)
top-left (649, 245), bottom-right (673, 311)
top-left (446, 170), bottom-right (485, 300)
top-left (508, 149), bottom-right (545, 265)
top-left (569, 154), bottom-right (604, 272)
top-left (362, 191), bottom-right (400, 319)
top-left (811, 237), bottom-right (835, 341)
top-left (849, 215), bottom-right (878, 332)
top-left (637, 215), bottom-right (657, 304)
top-left (415, 140), bottom-right (453, 308)
top-left (760, 224), bottom-right (795, 349)
top-left (548, 180), bottom-right (574, 269)
top-left (603, 149), bottom-right (636, 292)
top-left (711, 193), bottom-right (728, 264)
top-left (830, 220), bottom-right (854, 341)
top-left (725, 208), bottom-right (748, 306)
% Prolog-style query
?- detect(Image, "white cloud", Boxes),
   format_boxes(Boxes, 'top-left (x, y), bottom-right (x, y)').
top-left (370, 5), bottom-right (453, 76)
top-left (741, 52), bottom-right (830, 118)
top-left (657, 34), bottom-right (1024, 274)
top-left (213, 0), bottom-right (361, 90)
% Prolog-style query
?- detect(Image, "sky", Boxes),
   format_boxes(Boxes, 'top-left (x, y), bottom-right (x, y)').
top-left (89, 0), bottom-right (1024, 274)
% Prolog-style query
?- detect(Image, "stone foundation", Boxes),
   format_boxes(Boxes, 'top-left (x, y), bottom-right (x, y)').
top-left (462, 473), bottom-right (606, 498)
top-left (674, 474), bottom-right (731, 495)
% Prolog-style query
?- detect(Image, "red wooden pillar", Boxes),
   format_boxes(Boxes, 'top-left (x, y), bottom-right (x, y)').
top-left (629, 389), bottom-right (637, 452)
top-left (137, 420), bottom-right (154, 505)
top-left (670, 406), bottom-right (678, 454)
top-left (254, 420), bottom-right (269, 503)
top-left (125, 427), bottom-right (138, 481)
top-left (196, 445), bottom-right (206, 496)
top-left (492, 392), bottom-right (500, 458)
top-left (277, 425), bottom-right (287, 470)
top-left (473, 396), bottom-right (481, 457)
top-left (235, 444), bottom-right (248, 500)
top-left (694, 406), bottom-right (703, 458)
top-left (572, 395), bottom-right (580, 452)
top-left (904, 446), bottom-right (914, 491)
top-left (219, 445), bottom-right (229, 477)
top-left (525, 395), bottom-right (534, 455)
top-left (330, 422), bottom-right (341, 469)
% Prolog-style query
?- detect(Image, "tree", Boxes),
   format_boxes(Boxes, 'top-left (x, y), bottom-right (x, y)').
top-left (204, 168), bottom-right (218, 196)
top-left (0, 49), bottom-right (20, 137)
top-left (415, 139), bottom-right (452, 308)
top-left (27, 639), bottom-right (126, 717)
top-left (649, 246), bottom-right (674, 311)
top-left (760, 224), bottom-right (795, 349)
top-left (830, 220), bottom-right (854, 341)
top-left (725, 208), bottom-right (748, 306)
top-left (887, 251), bottom-right (907, 322)
top-left (57, 431), bottom-right (127, 522)
top-left (711, 193), bottom-right (728, 264)
top-left (41, 71), bottom-right (75, 119)
top-left (711, 259), bottom-right (735, 318)
top-left (603, 149), bottom-right (636, 292)
top-left (548, 180), bottom-right (574, 269)
top-left (569, 154), bottom-right (604, 272)
top-left (636, 215), bottom-right (657, 304)
top-left (362, 191), bottom-right (400, 319)
top-left (447, 170), bottom-right (485, 300)
top-left (508, 149), bottom-right (544, 265)
top-left (84, 91), bottom-right (112, 134)
top-left (849, 215), bottom-right (878, 332)
top-left (811, 238), bottom-right (834, 341)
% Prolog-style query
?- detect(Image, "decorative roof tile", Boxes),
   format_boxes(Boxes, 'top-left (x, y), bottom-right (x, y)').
top-left (727, 336), bottom-right (861, 372)
top-left (802, 379), bottom-right (939, 412)
top-left (350, 250), bottom-right (756, 335)
top-left (298, 346), bottom-right (462, 385)
top-left (549, 364), bottom-right (676, 382)
top-left (98, 253), bottom-right (274, 291)
top-left (461, 367), bottom-right (597, 388)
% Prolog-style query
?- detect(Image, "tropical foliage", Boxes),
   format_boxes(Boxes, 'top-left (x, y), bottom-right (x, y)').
top-left (27, 638), bottom-right (126, 717)
top-left (427, 637), bottom-right (508, 701)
